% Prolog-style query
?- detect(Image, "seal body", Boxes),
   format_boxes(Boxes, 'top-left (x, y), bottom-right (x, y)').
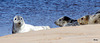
top-left (88, 11), bottom-right (100, 24)
top-left (89, 13), bottom-right (100, 24)
top-left (54, 16), bottom-right (79, 27)
top-left (12, 15), bottom-right (50, 34)
top-left (33, 26), bottom-right (50, 31)
top-left (63, 21), bottom-right (79, 26)
top-left (13, 24), bottom-right (34, 34)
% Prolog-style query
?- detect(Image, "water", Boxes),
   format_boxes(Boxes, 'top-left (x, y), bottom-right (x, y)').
top-left (0, 0), bottom-right (100, 36)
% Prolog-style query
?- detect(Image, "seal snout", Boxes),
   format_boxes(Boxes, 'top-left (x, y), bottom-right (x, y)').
top-left (18, 22), bottom-right (21, 25)
top-left (80, 23), bottom-right (84, 25)
top-left (54, 21), bottom-right (59, 25)
top-left (16, 21), bottom-right (22, 27)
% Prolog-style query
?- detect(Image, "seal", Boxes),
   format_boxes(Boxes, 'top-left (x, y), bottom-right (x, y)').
top-left (77, 15), bottom-right (90, 25)
top-left (12, 15), bottom-right (50, 34)
top-left (54, 16), bottom-right (79, 27)
top-left (78, 11), bottom-right (100, 25)
top-left (89, 11), bottom-right (100, 24)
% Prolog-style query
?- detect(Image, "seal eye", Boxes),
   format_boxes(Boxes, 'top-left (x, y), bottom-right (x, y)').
top-left (21, 18), bottom-right (22, 20)
top-left (81, 18), bottom-right (83, 20)
top-left (59, 19), bottom-right (61, 21)
top-left (94, 20), bottom-right (97, 23)
top-left (15, 18), bottom-right (16, 20)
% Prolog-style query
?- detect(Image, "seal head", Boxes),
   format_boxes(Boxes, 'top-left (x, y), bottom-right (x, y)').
top-left (12, 15), bottom-right (25, 34)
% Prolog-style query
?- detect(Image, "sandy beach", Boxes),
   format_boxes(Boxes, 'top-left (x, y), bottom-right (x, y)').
top-left (0, 24), bottom-right (100, 43)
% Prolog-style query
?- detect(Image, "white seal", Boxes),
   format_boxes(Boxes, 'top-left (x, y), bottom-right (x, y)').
top-left (12, 15), bottom-right (50, 34)
top-left (54, 16), bottom-right (79, 27)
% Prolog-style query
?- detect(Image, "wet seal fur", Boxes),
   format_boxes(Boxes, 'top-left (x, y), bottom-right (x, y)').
top-left (54, 16), bottom-right (79, 27)
top-left (12, 15), bottom-right (50, 34)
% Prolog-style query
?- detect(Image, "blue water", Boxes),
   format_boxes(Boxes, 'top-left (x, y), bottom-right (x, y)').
top-left (0, 0), bottom-right (100, 36)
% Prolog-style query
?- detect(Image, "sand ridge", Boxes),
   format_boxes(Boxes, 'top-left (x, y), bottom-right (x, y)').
top-left (0, 24), bottom-right (100, 43)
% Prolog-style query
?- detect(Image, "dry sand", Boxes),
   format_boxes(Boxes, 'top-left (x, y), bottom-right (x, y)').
top-left (0, 24), bottom-right (100, 43)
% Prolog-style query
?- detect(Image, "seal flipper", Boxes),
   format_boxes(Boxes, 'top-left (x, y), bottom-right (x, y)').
top-left (12, 22), bottom-right (16, 34)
